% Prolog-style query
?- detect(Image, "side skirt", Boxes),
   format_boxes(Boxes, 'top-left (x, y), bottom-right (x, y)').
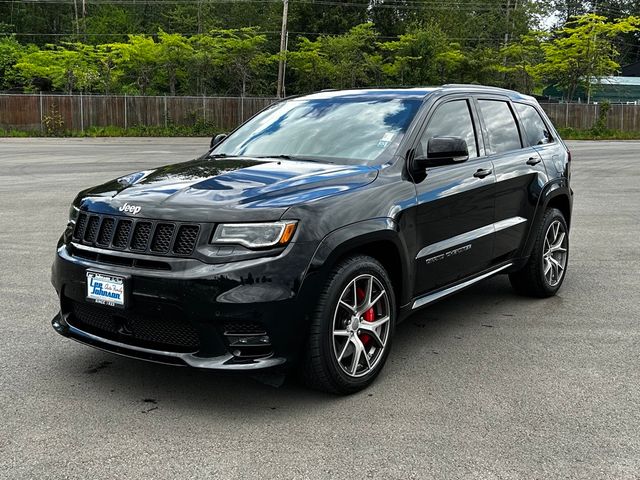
top-left (411, 262), bottom-right (513, 310)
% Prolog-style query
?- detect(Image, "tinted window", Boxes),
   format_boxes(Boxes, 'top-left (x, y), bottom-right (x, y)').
top-left (420, 100), bottom-right (478, 158)
top-left (515, 103), bottom-right (553, 146)
top-left (478, 100), bottom-right (522, 154)
top-left (215, 97), bottom-right (422, 165)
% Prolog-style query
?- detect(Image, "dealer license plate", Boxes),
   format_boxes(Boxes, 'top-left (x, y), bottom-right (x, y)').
top-left (86, 271), bottom-right (126, 308)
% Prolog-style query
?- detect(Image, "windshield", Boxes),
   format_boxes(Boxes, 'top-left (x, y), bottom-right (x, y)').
top-left (213, 96), bottom-right (423, 165)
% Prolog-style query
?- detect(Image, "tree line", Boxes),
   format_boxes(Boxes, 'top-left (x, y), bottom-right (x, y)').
top-left (0, 1), bottom-right (639, 100)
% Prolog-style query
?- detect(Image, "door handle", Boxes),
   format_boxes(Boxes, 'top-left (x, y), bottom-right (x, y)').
top-left (527, 157), bottom-right (542, 166)
top-left (473, 168), bottom-right (492, 179)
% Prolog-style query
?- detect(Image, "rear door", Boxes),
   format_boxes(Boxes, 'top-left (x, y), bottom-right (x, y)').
top-left (514, 101), bottom-right (567, 176)
top-left (475, 97), bottom-right (549, 262)
top-left (411, 96), bottom-right (496, 295)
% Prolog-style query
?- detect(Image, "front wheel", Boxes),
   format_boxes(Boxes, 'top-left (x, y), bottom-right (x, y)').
top-left (299, 255), bottom-right (396, 394)
top-left (509, 208), bottom-right (569, 297)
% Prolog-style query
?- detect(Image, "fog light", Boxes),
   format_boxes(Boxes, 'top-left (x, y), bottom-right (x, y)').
top-left (227, 334), bottom-right (273, 359)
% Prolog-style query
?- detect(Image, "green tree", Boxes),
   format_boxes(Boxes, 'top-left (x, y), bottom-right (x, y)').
top-left (289, 0), bottom-right (370, 36)
top-left (217, 28), bottom-right (269, 96)
top-left (0, 36), bottom-right (26, 90)
top-left (288, 23), bottom-right (382, 93)
top-left (435, 43), bottom-right (467, 84)
top-left (156, 31), bottom-right (193, 96)
top-left (84, 6), bottom-right (141, 43)
top-left (498, 33), bottom-right (545, 93)
top-left (380, 24), bottom-right (449, 85)
top-left (187, 29), bottom-right (270, 96)
top-left (14, 43), bottom-right (100, 93)
top-left (93, 43), bottom-right (126, 94)
top-left (534, 13), bottom-right (640, 101)
top-left (109, 35), bottom-right (159, 95)
top-left (287, 37), bottom-right (334, 93)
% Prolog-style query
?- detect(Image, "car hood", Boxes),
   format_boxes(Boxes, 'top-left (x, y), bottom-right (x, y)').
top-left (78, 156), bottom-right (379, 222)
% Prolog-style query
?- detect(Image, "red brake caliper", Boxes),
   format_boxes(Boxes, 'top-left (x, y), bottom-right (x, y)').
top-left (356, 287), bottom-right (375, 346)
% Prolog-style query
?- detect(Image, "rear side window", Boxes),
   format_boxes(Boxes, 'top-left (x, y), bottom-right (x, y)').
top-left (420, 100), bottom-right (478, 158)
top-left (478, 100), bottom-right (522, 154)
top-left (514, 103), bottom-right (553, 146)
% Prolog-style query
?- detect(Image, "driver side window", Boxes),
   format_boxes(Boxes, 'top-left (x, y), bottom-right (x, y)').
top-left (420, 100), bottom-right (479, 159)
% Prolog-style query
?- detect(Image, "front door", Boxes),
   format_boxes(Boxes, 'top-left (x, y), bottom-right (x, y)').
top-left (411, 97), bottom-right (496, 296)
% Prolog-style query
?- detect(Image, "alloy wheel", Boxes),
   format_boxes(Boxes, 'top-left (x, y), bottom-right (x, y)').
top-left (332, 274), bottom-right (391, 378)
top-left (543, 220), bottom-right (568, 287)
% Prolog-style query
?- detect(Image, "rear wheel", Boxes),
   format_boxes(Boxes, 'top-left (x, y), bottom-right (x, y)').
top-left (509, 208), bottom-right (569, 297)
top-left (300, 255), bottom-right (395, 394)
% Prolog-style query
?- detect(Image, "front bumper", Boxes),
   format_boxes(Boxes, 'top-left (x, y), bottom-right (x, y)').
top-left (52, 312), bottom-right (287, 370)
top-left (51, 240), bottom-right (321, 371)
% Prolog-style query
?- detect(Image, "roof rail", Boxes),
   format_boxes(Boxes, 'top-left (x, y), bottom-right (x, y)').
top-left (443, 83), bottom-right (515, 92)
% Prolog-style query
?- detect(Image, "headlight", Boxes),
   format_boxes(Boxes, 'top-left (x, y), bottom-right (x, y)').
top-left (211, 221), bottom-right (297, 249)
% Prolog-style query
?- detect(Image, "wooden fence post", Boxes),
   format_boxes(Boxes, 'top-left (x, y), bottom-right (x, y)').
top-left (164, 95), bottom-right (168, 128)
top-left (39, 92), bottom-right (44, 133)
top-left (79, 94), bottom-right (84, 132)
top-left (124, 94), bottom-right (127, 130)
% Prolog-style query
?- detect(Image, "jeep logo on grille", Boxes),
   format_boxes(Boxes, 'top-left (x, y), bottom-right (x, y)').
top-left (119, 203), bottom-right (142, 215)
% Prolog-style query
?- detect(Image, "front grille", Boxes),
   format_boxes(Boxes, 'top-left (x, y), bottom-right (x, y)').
top-left (69, 300), bottom-right (200, 353)
top-left (97, 218), bottom-right (115, 246)
top-left (150, 223), bottom-right (175, 253)
top-left (131, 222), bottom-right (152, 251)
top-left (112, 220), bottom-right (132, 249)
top-left (84, 215), bottom-right (100, 243)
top-left (72, 213), bottom-right (201, 257)
top-left (174, 225), bottom-right (200, 255)
top-left (75, 213), bottom-right (88, 240)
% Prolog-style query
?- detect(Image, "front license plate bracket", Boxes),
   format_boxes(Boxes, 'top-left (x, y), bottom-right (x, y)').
top-left (86, 270), bottom-right (129, 309)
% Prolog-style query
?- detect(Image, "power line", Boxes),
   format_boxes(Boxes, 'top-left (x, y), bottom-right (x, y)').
top-left (0, 0), bottom-right (517, 9)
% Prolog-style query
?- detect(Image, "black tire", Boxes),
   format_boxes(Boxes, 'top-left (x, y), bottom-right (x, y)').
top-left (509, 208), bottom-right (569, 298)
top-left (299, 255), bottom-right (396, 395)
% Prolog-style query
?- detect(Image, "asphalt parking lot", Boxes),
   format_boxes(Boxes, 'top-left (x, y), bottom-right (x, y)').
top-left (1, 138), bottom-right (638, 479)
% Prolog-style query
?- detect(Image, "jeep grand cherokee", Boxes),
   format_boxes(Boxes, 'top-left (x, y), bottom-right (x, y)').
top-left (51, 85), bottom-right (572, 394)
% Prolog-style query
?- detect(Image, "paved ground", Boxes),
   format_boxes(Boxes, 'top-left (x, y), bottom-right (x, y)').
top-left (0, 138), bottom-right (638, 479)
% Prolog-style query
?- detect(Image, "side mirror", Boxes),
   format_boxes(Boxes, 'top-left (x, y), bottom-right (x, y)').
top-left (210, 133), bottom-right (228, 149)
top-left (414, 136), bottom-right (469, 169)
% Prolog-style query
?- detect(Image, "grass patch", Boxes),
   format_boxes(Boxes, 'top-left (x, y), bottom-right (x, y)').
top-left (557, 128), bottom-right (640, 140)
top-left (0, 123), bottom-right (221, 138)
top-left (0, 129), bottom-right (33, 137)
top-left (3, 125), bottom-right (640, 141)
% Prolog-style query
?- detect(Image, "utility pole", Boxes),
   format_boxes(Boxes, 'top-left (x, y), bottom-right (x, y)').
top-left (73, 0), bottom-right (80, 36)
top-left (587, 0), bottom-right (598, 104)
top-left (81, 0), bottom-right (87, 40)
top-left (276, 0), bottom-right (289, 98)
top-left (502, 0), bottom-right (512, 81)
top-left (503, 0), bottom-right (511, 48)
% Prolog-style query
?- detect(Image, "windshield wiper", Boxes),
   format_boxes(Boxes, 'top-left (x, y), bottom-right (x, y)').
top-left (208, 153), bottom-right (252, 159)
top-left (255, 154), bottom-right (332, 164)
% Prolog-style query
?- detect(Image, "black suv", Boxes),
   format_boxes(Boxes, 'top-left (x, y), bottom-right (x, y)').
top-left (51, 86), bottom-right (572, 394)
